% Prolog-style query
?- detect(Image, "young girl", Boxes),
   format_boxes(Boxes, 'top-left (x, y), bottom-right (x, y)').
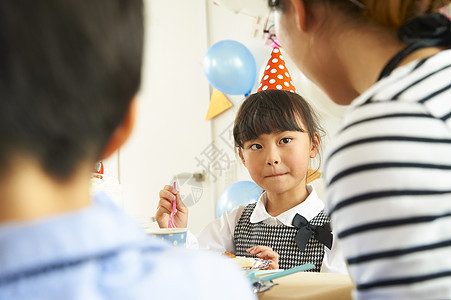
top-left (156, 89), bottom-right (346, 273)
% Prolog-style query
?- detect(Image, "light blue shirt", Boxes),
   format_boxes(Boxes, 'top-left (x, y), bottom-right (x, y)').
top-left (0, 192), bottom-right (256, 300)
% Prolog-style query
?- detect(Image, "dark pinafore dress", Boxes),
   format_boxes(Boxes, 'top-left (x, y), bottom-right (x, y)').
top-left (234, 203), bottom-right (331, 271)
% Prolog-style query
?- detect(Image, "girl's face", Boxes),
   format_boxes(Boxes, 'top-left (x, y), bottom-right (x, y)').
top-left (239, 128), bottom-right (319, 196)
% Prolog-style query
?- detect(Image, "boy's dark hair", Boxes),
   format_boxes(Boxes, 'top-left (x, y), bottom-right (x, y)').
top-left (233, 90), bottom-right (323, 149)
top-left (0, 0), bottom-right (144, 180)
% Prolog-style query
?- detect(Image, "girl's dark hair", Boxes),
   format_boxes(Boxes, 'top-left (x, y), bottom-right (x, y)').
top-left (233, 90), bottom-right (323, 150)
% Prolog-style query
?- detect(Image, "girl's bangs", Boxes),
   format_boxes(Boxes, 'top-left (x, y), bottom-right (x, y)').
top-left (235, 100), bottom-right (303, 147)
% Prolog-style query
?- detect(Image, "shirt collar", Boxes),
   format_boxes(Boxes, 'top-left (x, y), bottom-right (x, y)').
top-left (249, 185), bottom-right (324, 227)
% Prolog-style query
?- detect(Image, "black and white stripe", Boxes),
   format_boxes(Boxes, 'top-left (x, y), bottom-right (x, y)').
top-left (324, 50), bottom-right (451, 298)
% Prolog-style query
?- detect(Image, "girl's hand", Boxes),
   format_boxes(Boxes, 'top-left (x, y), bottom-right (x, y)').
top-left (155, 185), bottom-right (188, 228)
top-left (247, 246), bottom-right (280, 270)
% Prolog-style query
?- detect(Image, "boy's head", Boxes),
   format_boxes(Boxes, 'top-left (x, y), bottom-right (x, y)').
top-left (0, 0), bottom-right (144, 180)
top-left (233, 90), bottom-right (323, 150)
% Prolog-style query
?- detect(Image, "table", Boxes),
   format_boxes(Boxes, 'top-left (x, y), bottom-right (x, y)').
top-left (257, 272), bottom-right (354, 300)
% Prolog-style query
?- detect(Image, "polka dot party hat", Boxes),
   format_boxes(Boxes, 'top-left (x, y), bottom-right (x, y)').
top-left (257, 47), bottom-right (297, 93)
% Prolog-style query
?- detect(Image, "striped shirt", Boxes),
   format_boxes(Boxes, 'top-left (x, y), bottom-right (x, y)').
top-left (325, 49), bottom-right (451, 299)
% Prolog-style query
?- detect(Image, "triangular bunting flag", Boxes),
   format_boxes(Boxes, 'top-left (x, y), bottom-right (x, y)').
top-left (307, 168), bottom-right (321, 184)
top-left (205, 89), bottom-right (233, 120)
top-left (257, 47), bottom-right (297, 93)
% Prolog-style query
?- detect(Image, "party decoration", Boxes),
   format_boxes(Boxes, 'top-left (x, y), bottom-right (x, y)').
top-left (307, 168), bottom-right (321, 184)
top-left (92, 161), bottom-right (104, 179)
top-left (205, 89), bottom-right (233, 120)
top-left (90, 161), bottom-right (125, 209)
top-left (203, 40), bottom-right (257, 96)
top-left (257, 47), bottom-right (297, 93)
top-left (216, 181), bottom-right (263, 218)
top-left (264, 24), bottom-right (280, 48)
top-left (212, 0), bottom-right (270, 18)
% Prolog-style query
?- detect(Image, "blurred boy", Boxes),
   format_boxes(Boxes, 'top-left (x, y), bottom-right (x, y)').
top-left (0, 1), bottom-right (255, 299)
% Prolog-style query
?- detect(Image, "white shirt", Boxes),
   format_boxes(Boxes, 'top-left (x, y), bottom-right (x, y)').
top-left (188, 185), bottom-right (348, 273)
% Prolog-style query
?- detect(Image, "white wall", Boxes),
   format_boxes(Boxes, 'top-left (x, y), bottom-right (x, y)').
top-left (106, 0), bottom-right (216, 234)
top-left (102, 0), bottom-right (347, 234)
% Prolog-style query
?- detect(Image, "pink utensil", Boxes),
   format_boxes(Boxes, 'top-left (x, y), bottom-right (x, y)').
top-left (168, 182), bottom-right (177, 228)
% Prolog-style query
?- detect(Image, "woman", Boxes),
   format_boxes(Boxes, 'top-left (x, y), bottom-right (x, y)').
top-left (269, 0), bottom-right (451, 299)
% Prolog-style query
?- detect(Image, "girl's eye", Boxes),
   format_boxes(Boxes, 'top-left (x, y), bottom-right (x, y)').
top-left (250, 144), bottom-right (262, 150)
top-left (280, 137), bottom-right (292, 144)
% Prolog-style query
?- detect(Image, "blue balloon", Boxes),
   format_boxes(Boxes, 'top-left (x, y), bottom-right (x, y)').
top-left (216, 181), bottom-right (263, 218)
top-left (203, 40), bottom-right (257, 96)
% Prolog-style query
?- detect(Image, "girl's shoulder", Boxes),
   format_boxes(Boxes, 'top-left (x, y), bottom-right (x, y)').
top-left (239, 202), bottom-right (258, 219)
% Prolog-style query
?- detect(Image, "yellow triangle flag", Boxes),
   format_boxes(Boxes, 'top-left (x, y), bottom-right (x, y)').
top-left (307, 168), bottom-right (321, 184)
top-left (205, 89), bottom-right (233, 120)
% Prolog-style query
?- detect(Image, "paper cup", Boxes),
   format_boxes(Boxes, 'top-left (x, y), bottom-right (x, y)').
top-left (146, 227), bottom-right (187, 247)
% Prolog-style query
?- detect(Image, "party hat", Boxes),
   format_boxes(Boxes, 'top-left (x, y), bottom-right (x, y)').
top-left (257, 47), bottom-right (297, 93)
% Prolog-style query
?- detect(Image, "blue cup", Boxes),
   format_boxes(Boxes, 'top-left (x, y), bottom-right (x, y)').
top-left (147, 228), bottom-right (187, 247)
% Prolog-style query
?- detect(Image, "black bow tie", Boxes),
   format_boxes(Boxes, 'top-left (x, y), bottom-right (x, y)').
top-left (292, 213), bottom-right (333, 252)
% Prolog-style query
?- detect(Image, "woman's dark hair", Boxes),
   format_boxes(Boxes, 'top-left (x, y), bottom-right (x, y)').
top-left (269, 0), bottom-right (451, 31)
top-left (0, 0), bottom-right (144, 180)
top-left (233, 90), bottom-right (323, 151)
